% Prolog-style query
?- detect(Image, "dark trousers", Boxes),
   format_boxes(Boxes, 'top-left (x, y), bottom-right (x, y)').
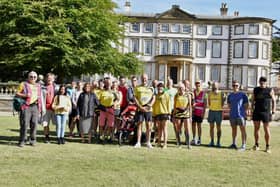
top-left (19, 105), bottom-right (39, 143)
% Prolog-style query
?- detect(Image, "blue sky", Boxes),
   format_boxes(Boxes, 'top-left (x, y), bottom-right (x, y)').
top-left (113, 0), bottom-right (280, 28)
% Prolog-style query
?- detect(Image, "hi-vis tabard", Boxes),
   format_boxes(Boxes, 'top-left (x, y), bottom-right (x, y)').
top-left (193, 90), bottom-right (206, 117)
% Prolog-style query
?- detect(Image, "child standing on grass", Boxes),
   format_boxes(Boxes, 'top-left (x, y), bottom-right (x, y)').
top-left (52, 85), bottom-right (72, 145)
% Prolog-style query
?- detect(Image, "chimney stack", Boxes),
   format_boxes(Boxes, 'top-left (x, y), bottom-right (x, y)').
top-left (220, 3), bottom-right (228, 16)
top-left (124, 1), bottom-right (131, 13)
top-left (234, 11), bottom-right (239, 16)
top-left (172, 5), bottom-right (180, 9)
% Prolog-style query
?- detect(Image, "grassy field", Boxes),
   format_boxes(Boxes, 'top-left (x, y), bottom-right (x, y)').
top-left (0, 116), bottom-right (279, 187)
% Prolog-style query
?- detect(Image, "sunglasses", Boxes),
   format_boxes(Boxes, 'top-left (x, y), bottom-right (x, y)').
top-left (29, 76), bottom-right (37, 79)
top-left (232, 84), bottom-right (239, 87)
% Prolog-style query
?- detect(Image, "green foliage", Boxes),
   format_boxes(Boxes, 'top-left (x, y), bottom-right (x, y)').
top-left (272, 37), bottom-right (280, 62)
top-left (0, 0), bottom-right (142, 82)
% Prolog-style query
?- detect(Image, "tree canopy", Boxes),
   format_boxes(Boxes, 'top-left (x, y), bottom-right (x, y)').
top-left (0, 0), bottom-right (142, 82)
top-left (272, 37), bottom-right (280, 63)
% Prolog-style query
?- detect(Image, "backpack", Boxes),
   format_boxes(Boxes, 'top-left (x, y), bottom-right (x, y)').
top-left (13, 96), bottom-right (26, 112)
top-left (13, 82), bottom-right (27, 112)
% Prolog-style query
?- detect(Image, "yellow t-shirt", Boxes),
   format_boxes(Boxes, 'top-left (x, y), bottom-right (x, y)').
top-left (135, 86), bottom-right (154, 106)
top-left (153, 92), bottom-right (170, 116)
top-left (93, 89), bottom-right (102, 100)
top-left (17, 82), bottom-right (38, 104)
top-left (99, 90), bottom-right (116, 107)
top-left (208, 91), bottom-right (223, 111)
top-left (174, 93), bottom-right (189, 109)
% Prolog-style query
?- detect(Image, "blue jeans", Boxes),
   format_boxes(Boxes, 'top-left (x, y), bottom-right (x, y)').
top-left (56, 114), bottom-right (67, 138)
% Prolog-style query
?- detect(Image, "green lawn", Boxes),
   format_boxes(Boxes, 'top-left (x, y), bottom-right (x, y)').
top-left (0, 116), bottom-right (279, 187)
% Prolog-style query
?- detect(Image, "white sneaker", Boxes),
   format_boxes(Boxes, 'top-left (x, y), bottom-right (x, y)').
top-left (134, 143), bottom-right (141, 148)
top-left (147, 143), bottom-right (153, 149)
top-left (239, 145), bottom-right (246, 152)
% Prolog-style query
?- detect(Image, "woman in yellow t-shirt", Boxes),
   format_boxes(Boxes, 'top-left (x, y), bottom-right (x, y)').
top-left (153, 83), bottom-right (171, 148)
top-left (173, 82), bottom-right (192, 148)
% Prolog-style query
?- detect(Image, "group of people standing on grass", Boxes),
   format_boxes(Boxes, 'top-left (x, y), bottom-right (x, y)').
top-left (16, 71), bottom-right (276, 153)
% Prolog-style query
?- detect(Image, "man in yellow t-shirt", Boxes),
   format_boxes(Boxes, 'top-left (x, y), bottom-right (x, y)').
top-left (207, 82), bottom-right (225, 147)
top-left (133, 74), bottom-right (155, 148)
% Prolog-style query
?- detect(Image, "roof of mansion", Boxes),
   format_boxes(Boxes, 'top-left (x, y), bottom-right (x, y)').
top-left (120, 5), bottom-right (275, 23)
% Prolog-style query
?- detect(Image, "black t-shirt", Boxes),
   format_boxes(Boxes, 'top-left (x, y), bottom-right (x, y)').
top-left (253, 87), bottom-right (272, 113)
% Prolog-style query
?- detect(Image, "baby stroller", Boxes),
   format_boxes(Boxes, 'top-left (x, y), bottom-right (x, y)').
top-left (118, 104), bottom-right (137, 145)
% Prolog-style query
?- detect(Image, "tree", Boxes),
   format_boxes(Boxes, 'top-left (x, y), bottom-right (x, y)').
top-left (272, 37), bottom-right (280, 63)
top-left (0, 0), bottom-right (142, 82)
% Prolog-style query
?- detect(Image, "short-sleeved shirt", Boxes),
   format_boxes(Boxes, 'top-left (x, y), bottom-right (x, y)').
top-left (227, 92), bottom-right (248, 119)
top-left (153, 92), bottom-right (170, 116)
top-left (209, 91), bottom-right (223, 111)
top-left (99, 90), bottom-right (116, 107)
top-left (164, 87), bottom-right (177, 111)
top-left (94, 89), bottom-right (102, 100)
top-left (17, 82), bottom-right (38, 104)
top-left (118, 85), bottom-right (128, 108)
top-left (134, 86), bottom-right (154, 106)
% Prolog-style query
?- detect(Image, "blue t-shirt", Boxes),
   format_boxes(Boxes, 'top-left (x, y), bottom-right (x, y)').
top-left (227, 92), bottom-right (248, 119)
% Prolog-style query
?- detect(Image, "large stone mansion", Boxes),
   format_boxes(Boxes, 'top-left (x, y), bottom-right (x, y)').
top-left (119, 2), bottom-right (275, 89)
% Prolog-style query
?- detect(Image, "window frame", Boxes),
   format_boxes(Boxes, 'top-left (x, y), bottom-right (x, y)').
top-left (248, 41), bottom-right (259, 59)
top-left (160, 23), bottom-right (169, 33)
top-left (247, 68), bottom-right (257, 87)
top-left (212, 41), bottom-right (222, 58)
top-left (234, 25), bottom-right (244, 35)
top-left (160, 39), bottom-right (169, 55)
top-left (212, 25), bottom-right (223, 35)
top-left (196, 40), bottom-right (207, 58)
top-left (196, 65), bottom-right (205, 81)
top-left (248, 24), bottom-right (259, 35)
top-left (182, 24), bottom-right (191, 33)
top-left (130, 38), bottom-right (140, 53)
top-left (233, 41), bottom-right (244, 58)
top-left (182, 40), bottom-right (190, 56)
top-left (143, 23), bottom-right (153, 33)
top-left (262, 42), bottom-right (269, 59)
top-left (171, 24), bottom-right (180, 33)
top-left (197, 25), bottom-right (207, 35)
top-left (263, 25), bottom-right (270, 36)
top-left (171, 40), bottom-right (180, 55)
top-left (233, 66), bottom-right (242, 84)
top-left (143, 39), bottom-right (153, 56)
top-left (131, 23), bottom-right (140, 33)
top-left (210, 65), bottom-right (221, 82)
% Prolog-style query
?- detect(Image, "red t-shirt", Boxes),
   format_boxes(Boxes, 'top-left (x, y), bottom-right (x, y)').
top-left (46, 84), bottom-right (55, 110)
top-left (118, 85), bottom-right (128, 109)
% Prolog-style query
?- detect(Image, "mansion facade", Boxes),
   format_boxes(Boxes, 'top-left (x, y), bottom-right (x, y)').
top-left (119, 4), bottom-right (275, 89)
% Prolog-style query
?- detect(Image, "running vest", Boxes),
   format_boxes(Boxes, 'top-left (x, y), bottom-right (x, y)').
top-left (193, 89), bottom-right (206, 117)
top-left (209, 91), bottom-right (223, 111)
top-left (253, 87), bottom-right (272, 112)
